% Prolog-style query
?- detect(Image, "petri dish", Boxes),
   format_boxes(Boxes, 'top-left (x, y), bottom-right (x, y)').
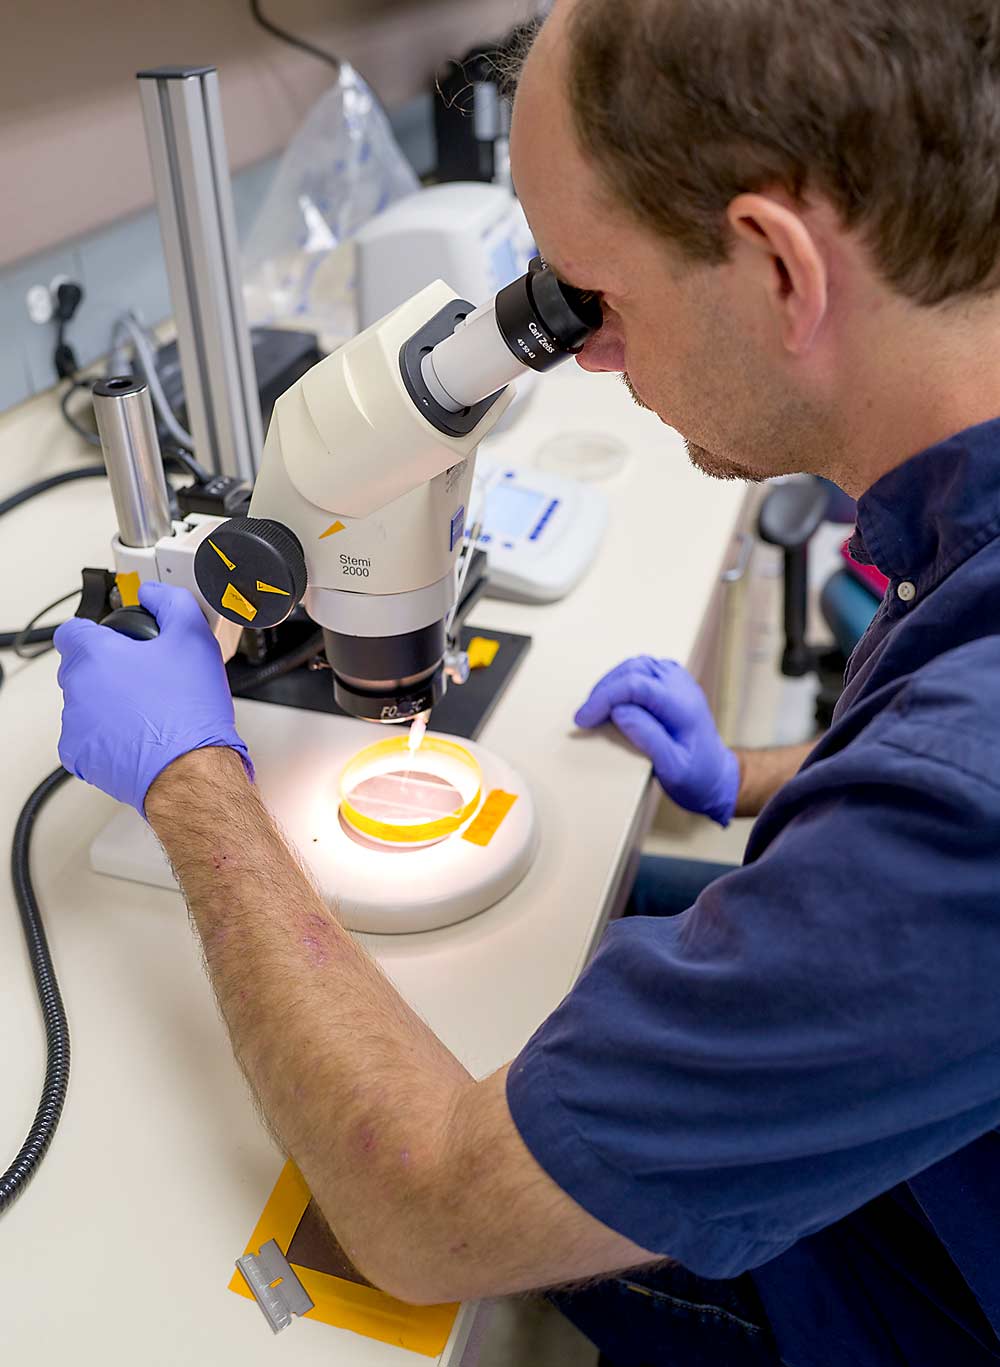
top-left (339, 735), bottom-right (482, 847)
top-left (533, 430), bottom-right (629, 481)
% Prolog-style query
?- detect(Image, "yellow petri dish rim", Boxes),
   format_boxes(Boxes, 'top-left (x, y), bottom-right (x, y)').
top-left (339, 735), bottom-right (483, 845)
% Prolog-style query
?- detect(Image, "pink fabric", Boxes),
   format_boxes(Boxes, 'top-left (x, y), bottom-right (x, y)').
top-left (841, 539), bottom-right (889, 597)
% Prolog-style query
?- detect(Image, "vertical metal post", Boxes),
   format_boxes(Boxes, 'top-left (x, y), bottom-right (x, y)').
top-left (92, 377), bottom-right (172, 549)
top-left (137, 66), bottom-right (262, 482)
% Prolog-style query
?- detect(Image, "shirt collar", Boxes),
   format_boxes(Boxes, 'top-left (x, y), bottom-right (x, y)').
top-left (849, 416), bottom-right (1000, 595)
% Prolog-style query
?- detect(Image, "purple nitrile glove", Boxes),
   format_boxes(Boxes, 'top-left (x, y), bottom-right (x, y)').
top-left (53, 581), bottom-right (253, 817)
top-left (574, 656), bottom-right (740, 826)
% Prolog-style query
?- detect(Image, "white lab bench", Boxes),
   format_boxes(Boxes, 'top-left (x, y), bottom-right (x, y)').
top-left (0, 364), bottom-right (748, 1365)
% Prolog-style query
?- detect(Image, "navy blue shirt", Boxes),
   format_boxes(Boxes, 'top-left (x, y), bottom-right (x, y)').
top-left (507, 419), bottom-right (1000, 1366)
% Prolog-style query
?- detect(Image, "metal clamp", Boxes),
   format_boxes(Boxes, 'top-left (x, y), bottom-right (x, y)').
top-left (235, 1239), bottom-right (314, 1334)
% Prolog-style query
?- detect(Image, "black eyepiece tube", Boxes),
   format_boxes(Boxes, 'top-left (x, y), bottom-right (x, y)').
top-left (494, 256), bottom-right (603, 374)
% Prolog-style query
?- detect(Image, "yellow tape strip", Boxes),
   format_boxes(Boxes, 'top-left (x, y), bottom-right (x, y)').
top-left (462, 790), bottom-right (518, 847)
top-left (340, 735), bottom-right (483, 845)
top-left (115, 571), bottom-right (141, 608)
top-left (228, 1160), bottom-right (458, 1356)
top-left (467, 636), bottom-right (500, 670)
top-left (221, 581), bottom-right (258, 623)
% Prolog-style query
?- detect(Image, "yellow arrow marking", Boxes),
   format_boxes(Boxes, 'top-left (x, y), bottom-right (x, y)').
top-left (256, 580), bottom-right (290, 596)
top-left (208, 538), bottom-right (236, 571)
top-left (319, 520), bottom-right (346, 540)
top-left (221, 582), bottom-right (257, 623)
top-left (115, 571), bottom-right (141, 608)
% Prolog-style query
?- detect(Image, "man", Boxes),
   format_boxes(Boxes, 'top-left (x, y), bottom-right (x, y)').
top-left (54, 2), bottom-right (1000, 1363)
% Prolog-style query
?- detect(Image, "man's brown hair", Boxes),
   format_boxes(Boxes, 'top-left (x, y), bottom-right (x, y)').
top-left (563, 0), bottom-right (1000, 306)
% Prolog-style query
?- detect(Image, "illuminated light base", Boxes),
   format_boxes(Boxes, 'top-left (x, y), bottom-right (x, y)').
top-left (89, 700), bottom-right (539, 934)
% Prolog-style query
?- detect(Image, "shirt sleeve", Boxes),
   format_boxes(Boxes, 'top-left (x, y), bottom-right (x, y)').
top-left (507, 682), bottom-right (1000, 1278)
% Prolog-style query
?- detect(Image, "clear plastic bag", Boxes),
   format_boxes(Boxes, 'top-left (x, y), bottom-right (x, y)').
top-left (242, 64), bottom-right (419, 349)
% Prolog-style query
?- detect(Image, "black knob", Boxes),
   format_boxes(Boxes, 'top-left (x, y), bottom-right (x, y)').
top-left (102, 606), bottom-right (160, 640)
top-left (194, 516), bottom-right (307, 630)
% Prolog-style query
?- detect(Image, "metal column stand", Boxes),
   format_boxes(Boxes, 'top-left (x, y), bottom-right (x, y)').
top-left (137, 66), bottom-right (263, 482)
top-left (92, 377), bottom-right (172, 548)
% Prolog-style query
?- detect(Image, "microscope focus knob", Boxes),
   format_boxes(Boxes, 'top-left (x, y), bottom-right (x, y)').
top-left (194, 516), bottom-right (307, 629)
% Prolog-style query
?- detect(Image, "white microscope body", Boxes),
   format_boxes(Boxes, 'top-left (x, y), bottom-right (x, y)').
top-left (243, 281), bottom-right (515, 721)
top-left (100, 257), bottom-right (600, 725)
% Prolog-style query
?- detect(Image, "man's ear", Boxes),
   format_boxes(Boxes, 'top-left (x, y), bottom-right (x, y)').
top-left (726, 193), bottom-right (829, 355)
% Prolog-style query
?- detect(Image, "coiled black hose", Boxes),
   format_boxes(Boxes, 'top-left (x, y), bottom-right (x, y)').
top-left (1, 767), bottom-right (72, 1213)
top-left (0, 632), bottom-right (324, 1212)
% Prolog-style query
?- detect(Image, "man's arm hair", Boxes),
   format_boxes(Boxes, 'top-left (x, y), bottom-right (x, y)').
top-left (733, 742), bottom-right (815, 818)
top-left (146, 747), bottom-right (658, 1305)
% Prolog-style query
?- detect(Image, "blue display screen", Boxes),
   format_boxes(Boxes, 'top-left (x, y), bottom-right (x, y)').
top-left (484, 484), bottom-right (548, 539)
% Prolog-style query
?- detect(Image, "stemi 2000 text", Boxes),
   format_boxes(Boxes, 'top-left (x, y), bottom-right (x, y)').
top-left (340, 553), bottom-right (371, 578)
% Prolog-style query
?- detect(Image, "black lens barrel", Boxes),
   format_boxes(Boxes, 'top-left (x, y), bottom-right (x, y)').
top-left (494, 257), bottom-right (602, 375)
top-left (322, 623), bottom-right (447, 722)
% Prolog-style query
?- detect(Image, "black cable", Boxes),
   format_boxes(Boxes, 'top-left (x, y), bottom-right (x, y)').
top-left (1, 767), bottom-right (72, 1214)
top-left (0, 465), bottom-right (106, 520)
top-left (0, 626), bottom-right (57, 650)
top-left (0, 472), bottom-right (102, 649)
top-left (12, 590), bottom-right (80, 661)
top-left (228, 630), bottom-right (325, 695)
top-left (53, 281), bottom-right (84, 382)
top-left (59, 381), bottom-right (102, 449)
top-left (162, 444), bottom-right (211, 484)
top-left (249, 0), bottom-right (341, 70)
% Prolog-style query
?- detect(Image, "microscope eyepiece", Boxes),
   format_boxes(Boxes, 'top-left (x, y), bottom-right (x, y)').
top-left (414, 256), bottom-right (603, 421)
top-left (494, 257), bottom-right (603, 373)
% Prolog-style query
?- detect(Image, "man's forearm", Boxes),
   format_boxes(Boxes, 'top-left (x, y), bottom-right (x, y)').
top-left (732, 741), bottom-right (815, 817)
top-left (144, 747), bottom-right (654, 1305)
top-left (145, 747), bottom-right (478, 1296)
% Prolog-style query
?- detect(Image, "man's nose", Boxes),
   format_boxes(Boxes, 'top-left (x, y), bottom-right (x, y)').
top-left (575, 317), bottom-right (626, 373)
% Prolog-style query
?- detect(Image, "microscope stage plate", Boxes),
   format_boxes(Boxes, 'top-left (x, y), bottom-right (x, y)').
top-left (89, 702), bottom-right (539, 934)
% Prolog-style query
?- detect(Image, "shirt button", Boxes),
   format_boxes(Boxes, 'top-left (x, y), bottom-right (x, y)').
top-left (897, 580), bottom-right (917, 602)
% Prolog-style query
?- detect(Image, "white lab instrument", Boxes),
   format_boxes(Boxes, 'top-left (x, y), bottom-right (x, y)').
top-left (89, 706), bottom-right (538, 934)
top-left (472, 454), bottom-right (609, 603)
top-left (354, 183), bottom-right (534, 329)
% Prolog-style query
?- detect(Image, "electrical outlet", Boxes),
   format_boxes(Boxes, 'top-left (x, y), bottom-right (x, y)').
top-left (24, 274), bottom-right (70, 326)
top-left (6, 245), bottom-right (85, 393)
top-left (25, 284), bottom-right (53, 325)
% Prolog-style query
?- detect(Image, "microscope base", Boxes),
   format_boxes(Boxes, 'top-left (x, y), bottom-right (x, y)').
top-left (89, 702), bottom-right (539, 934)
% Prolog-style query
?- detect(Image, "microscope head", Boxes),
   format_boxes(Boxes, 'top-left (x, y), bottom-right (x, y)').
top-left (193, 260), bottom-right (600, 723)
